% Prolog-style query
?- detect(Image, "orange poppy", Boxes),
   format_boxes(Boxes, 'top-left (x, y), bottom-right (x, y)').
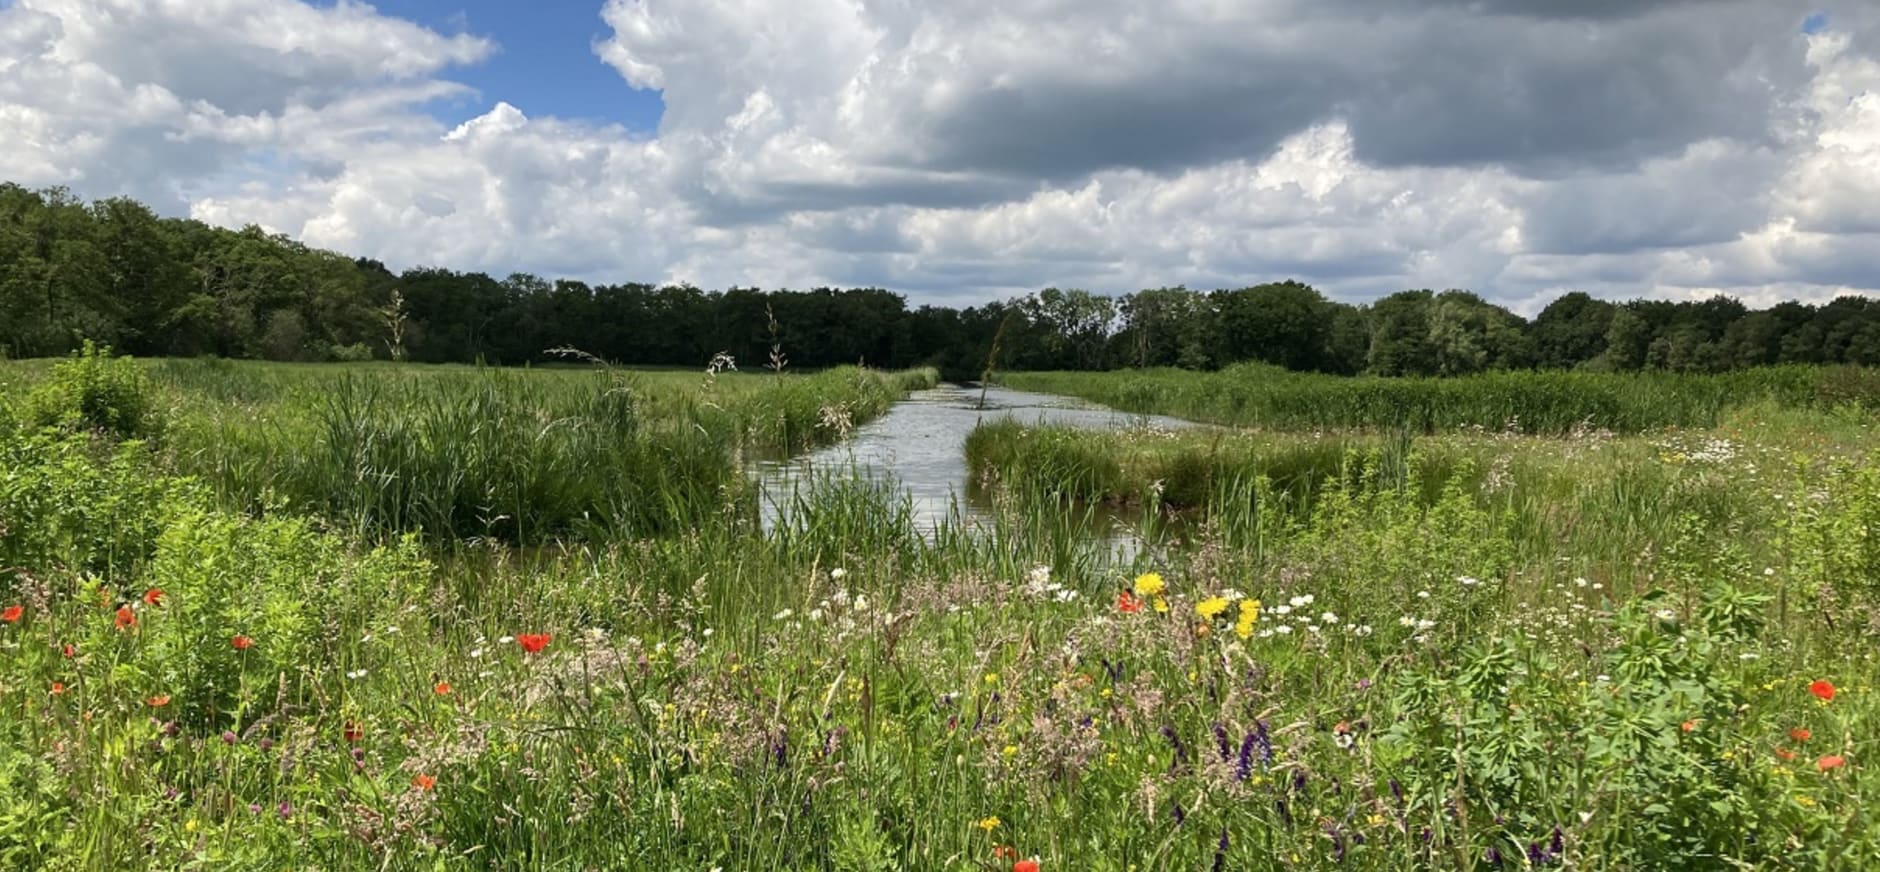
top-left (1776, 748), bottom-right (1797, 761)
top-left (993, 845), bottom-right (1017, 860)
top-left (412, 774), bottom-right (436, 791)
top-left (516, 634), bottom-right (552, 654)
top-left (231, 635), bottom-right (254, 650)
top-left (1819, 755), bottom-right (1846, 772)
top-left (434, 681), bottom-right (452, 696)
top-left (1014, 860), bottom-right (1041, 872)
top-left (147, 695), bottom-right (171, 707)
top-left (2, 605), bottom-right (21, 623)
top-left (1790, 727), bottom-right (1811, 742)
top-left (62, 644), bottom-right (74, 658)
top-left (114, 605), bottom-right (136, 630)
top-left (1810, 680), bottom-right (1836, 702)
top-left (143, 588), bottom-right (164, 606)
top-left (50, 682), bottom-right (65, 696)
top-left (1681, 720), bottom-right (1697, 733)
top-left (1116, 591), bottom-right (1143, 614)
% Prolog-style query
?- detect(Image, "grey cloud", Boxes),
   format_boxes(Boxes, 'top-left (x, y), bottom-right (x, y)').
top-left (1518, 145), bottom-right (1785, 255)
top-left (1339, 3), bottom-right (1812, 172)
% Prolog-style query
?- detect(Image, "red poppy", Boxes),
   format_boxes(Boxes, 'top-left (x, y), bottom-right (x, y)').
top-left (343, 721), bottom-right (363, 743)
top-left (993, 845), bottom-right (1017, 860)
top-left (2, 605), bottom-right (21, 623)
top-left (434, 681), bottom-right (452, 696)
top-left (516, 633), bottom-right (552, 654)
top-left (143, 588), bottom-right (164, 606)
top-left (147, 695), bottom-right (171, 707)
top-left (1790, 727), bottom-right (1812, 742)
top-left (50, 682), bottom-right (65, 696)
top-left (1810, 680), bottom-right (1836, 702)
top-left (1819, 755), bottom-right (1846, 772)
top-left (412, 774), bottom-right (436, 791)
top-left (62, 644), bottom-right (74, 658)
top-left (114, 605), bottom-right (136, 630)
top-left (1681, 720), bottom-right (1697, 733)
top-left (1014, 860), bottom-right (1041, 872)
top-left (231, 635), bottom-right (254, 651)
top-left (1116, 591), bottom-right (1143, 614)
top-left (1776, 747), bottom-right (1797, 761)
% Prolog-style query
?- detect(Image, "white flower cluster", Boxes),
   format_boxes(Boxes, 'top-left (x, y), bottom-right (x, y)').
top-left (1252, 593), bottom-right (1367, 639)
top-left (1020, 565), bottom-right (1079, 603)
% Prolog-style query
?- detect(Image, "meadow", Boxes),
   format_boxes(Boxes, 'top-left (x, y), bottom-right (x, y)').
top-left (1, 350), bottom-right (1877, 870)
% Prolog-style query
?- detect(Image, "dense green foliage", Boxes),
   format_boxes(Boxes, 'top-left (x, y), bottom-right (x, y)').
top-left (1001, 363), bottom-right (1878, 433)
top-left (7, 185), bottom-right (1880, 381)
top-left (24, 341), bottom-right (161, 440)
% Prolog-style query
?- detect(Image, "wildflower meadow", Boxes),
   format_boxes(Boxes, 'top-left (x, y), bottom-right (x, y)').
top-left (1, 348), bottom-right (1877, 869)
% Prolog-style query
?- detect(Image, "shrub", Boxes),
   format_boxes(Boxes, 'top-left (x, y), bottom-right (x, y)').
top-left (25, 342), bottom-right (160, 440)
top-left (328, 342), bottom-right (375, 363)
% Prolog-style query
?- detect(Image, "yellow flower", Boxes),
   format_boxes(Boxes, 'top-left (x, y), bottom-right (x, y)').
top-left (984, 672), bottom-right (1000, 686)
top-left (978, 816), bottom-right (1001, 831)
top-left (1002, 744), bottom-right (1019, 758)
top-left (1152, 596), bottom-right (1169, 614)
top-left (185, 819), bottom-right (199, 834)
top-left (1234, 600), bottom-right (1260, 639)
top-left (1196, 597), bottom-right (1230, 619)
top-left (1794, 794), bottom-right (1816, 808)
top-left (1133, 572), bottom-right (1166, 598)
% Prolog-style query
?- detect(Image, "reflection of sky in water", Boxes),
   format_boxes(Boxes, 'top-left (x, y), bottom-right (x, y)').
top-left (754, 384), bottom-right (1192, 544)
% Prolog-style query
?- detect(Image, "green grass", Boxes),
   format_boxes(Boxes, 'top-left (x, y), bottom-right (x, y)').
top-left (999, 363), bottom-right (1867, 433)
top-left (1, 356), bottom-right (1877, 869)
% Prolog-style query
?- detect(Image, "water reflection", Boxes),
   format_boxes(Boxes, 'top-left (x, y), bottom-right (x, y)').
top-left (753, 383), bottom-right (1192, 546)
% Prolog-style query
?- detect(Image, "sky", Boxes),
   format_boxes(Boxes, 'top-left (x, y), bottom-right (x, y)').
top-left (1, 0), bottom-right (1876, 313)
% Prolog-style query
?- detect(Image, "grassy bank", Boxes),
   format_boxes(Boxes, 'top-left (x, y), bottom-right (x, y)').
top-left (999, 363), bottom-right (1879, 433)
top-left (5, 355), bottom-right (937, 543)
top-left (1, 353), bottom-right (1877, 869)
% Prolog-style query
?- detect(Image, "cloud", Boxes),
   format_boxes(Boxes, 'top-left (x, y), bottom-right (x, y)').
top-left (2, 0), bottom-right (1878, 310)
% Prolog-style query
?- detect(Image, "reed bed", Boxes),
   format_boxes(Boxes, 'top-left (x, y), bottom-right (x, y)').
top-left (1000, 363), bottom-right (1859, 433)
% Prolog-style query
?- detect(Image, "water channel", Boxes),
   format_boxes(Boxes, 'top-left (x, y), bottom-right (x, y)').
top-left (754, 383), bottom-right (1193, 543)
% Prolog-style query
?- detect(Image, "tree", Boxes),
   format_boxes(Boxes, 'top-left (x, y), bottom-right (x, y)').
top-left (1367, 290), bottom-right (1438, 376)
top-left (1212, 281), bottom-right (1333, 371)
top-left (1602, 307), bottom-right (1652, 371)
top-left (1530, 292), bottom-right (1614, 369)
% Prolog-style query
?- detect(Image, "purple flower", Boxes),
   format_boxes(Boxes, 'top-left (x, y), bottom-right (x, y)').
top-left (1235, 732), bottom-right (1257, 781)
top-left (1213, 723), bottom-right (1231, 761)
top-left (1161, 725), bottom-right (1188, 770)
top-left (221, 731), bottom-right (237, 745)
top-left (277, 801), bottom-right (293, 820)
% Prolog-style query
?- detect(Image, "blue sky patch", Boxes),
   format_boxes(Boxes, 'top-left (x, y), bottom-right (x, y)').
top-left (342, 0), bottom-right (665, 131)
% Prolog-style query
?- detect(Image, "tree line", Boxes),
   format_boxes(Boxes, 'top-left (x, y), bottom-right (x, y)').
top-left (5, 183), bottom-right (1879, 379)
